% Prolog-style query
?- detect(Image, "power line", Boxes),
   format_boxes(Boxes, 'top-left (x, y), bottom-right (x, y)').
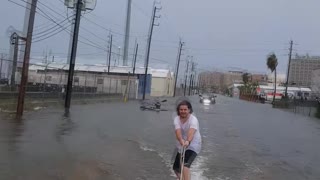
top-left (80, 15), bottom-right (151, 41)
top-left (6, 0), bottom-right (217, 72)
top-left (33, 24), bottom-right (72, 43)
top-left (79, 25), bottom-right (109, 45)
top-left (33, 17), bottom-right (72, 38)
top-left (8, 0), bottom-right (70, 38)
top-left (33, 17), bottom-right (70, 32)
top-left (40, 0), bottom-right (67, 14)
top-left (35, 0), bottom-right (109, 48)
top-left (13, 0), bottom-right (109, 50)
top-left (0, 48), bottom-right (107, 56)
top-left (81, 16), bottom-right (129, 37)
top-left (87, 12), bottom-right (123, 28)
top-left (58, 0), bottom-right (144, 36)
top-left (132, 1), bottom-right (150, 17)
top-left (22, 0), bottom-right (179, 46)
top-left (37, 1), bottom-right (121, 50)
top-left (37, 0), bottom-right (68, 20)
top-left (185, 47), bottom-right (285, 52)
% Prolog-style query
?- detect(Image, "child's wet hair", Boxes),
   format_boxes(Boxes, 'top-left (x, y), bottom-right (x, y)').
top-left (176, 100), bottom-right (193, 115)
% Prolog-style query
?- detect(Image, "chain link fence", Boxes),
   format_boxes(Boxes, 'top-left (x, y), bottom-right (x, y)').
top-left (274, 99), bottom-right (319, 117)
top-left (0, 59), bottom-right (138, 111)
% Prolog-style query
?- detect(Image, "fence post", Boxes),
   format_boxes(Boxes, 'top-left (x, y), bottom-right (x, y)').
top-left (309, 107), bottom-right (312, 117)
top-left (128, 79), bottom-right (131, 99)
top-left (115, 79), bottom-right (118, 94)
top-left (102, 76), bottom-right (105, 93)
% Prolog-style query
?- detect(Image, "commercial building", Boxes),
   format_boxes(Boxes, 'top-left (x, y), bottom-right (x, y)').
top-left (19, 62), bottom-right (174, 99)
top-left (288, 54), bottom-right (320, 87)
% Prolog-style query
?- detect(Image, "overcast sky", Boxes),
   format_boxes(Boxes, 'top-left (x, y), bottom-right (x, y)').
top-left (1, 0), bottom-right (320, 77)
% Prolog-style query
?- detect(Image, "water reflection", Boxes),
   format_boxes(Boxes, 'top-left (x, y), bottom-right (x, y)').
top-left (55, 111), bottom-right (77, 143)
top-left (6, 118), bottom-right (25, 153)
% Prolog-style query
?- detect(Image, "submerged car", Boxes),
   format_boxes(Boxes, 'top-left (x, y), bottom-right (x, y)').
top-left (140, 99), bottom-right (168, 112)
top-left (199, 94), bottom-right (216, 104)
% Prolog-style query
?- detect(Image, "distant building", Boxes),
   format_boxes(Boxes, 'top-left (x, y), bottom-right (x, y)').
top-left (22, 62), bottom-right (174, 99)
top-left (27, 63), bottom-right (146, 99)
top-left (229, 83), bottom-right (312, 101)
top-left (198, 71), bottom-right (223, 91)
top-left (198, 70), bottom-right (268, 93)
top-left (267, 73), bottom-right (286, 87)
top-left (288, 54), bottom-right (320, 87)
top-left (311, 69), bottom-right (320, 96)
top-left (251, 74), bottom-right (268, 84)
top-left (221, 70), bottom-right (244, 88)
top-left (150, 69), bottom-right (175, 97)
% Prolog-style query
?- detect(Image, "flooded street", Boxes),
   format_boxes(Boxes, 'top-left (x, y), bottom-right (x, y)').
top-left (1, 96), bottom-right (320, 179)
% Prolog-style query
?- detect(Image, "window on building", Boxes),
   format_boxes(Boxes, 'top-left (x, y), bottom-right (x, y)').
top-left (45, 76), bottom-right (52, 81)
top-left (97, 78), bottom-right (104, 84)
top-left (74, 77), bottom-right (79, 83)
top-left (121, 80), bottom-right (128, 85)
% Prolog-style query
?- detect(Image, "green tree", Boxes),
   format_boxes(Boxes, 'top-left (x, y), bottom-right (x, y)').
top-left (266, 53), bottom-right (278, 103)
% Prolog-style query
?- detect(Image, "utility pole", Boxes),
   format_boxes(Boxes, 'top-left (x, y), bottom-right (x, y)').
top-left (132, 43), bottom-right (138, 76)
top-left (123, 0), bottom-right (132, 66)
top-left (0, 54), bottom-right (3, 79)
top-left (285, 40), bottom-right (293, 98)
top-left (142, 5), bottom-right (160, 100)
top-left (197, 72), bottom-right (201, 93)
top-left (194, 64), bottom-right (198, 95)
top-left (10, 33), bottom-right (19, 86)
top-left (67, 8), bottom-right (76, 64)
top-left (16, 0), bottom-right (38, 117)
top-left (193, 69), bottom-right (197, 95)
top-left (107, 34), bottom-right (113, 74)
top-left (184, 58), bottom-right (190, 96)
top-left (188, 62), bottom-right (194, 96)
top-left (173, 40), bottom-right (184, 97)
top-left (117, 47), bottom-right (121, 66)
top-left (64, 0), bottom-right (83, 110)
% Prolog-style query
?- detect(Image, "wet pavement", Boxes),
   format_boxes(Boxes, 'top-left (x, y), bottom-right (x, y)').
top-left (0, 95), bottom-right (320, 179)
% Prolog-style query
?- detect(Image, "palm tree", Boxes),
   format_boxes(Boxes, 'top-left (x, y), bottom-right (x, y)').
top-left (238, 85), bottom-right (245, 96)
top-left (266, 53), bottom-right (278, 103)
top-left (242, 73), bottom-right (250, 85)
top-left (250, 82), bottom-right (259, 101)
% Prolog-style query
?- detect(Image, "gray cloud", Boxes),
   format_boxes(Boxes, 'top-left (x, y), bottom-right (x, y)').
top-left (1, 0), bottom-right (320, 75)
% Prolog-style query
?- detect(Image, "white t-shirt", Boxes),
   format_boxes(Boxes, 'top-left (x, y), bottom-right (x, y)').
top-left (174, 114), bottom-right (201, 154)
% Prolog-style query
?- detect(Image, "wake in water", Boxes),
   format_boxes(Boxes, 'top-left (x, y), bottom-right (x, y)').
top-left (137, 140), bottom-right (209, 180)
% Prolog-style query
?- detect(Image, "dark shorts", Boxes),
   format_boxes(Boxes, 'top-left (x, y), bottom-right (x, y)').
top-left (173, 149), bottom-right (197, 173)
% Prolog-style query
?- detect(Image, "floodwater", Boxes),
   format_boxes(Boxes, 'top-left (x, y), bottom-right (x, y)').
top-left (1, 96), bottom-right (320, 179)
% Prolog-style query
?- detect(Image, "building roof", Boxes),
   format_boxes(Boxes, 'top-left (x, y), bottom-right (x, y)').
top-left (232, 83), bottom-right (311, 92)
top-left (28, 62), bottom-right (173, 76)
top-left (151, 69), bottom-right (171, 78)
top-left (293, 54), bottom-right (320, 60)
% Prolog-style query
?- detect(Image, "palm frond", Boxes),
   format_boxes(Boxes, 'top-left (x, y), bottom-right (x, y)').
top-left (266, 53), bottom-right (278, 72)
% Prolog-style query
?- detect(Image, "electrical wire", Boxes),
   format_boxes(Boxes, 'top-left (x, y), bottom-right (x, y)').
top-left (32, 24), bottom-right (72, 43)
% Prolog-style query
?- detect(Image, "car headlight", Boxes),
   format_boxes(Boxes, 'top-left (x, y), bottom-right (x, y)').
top-left (203, 99), bottom-right (210, 103)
